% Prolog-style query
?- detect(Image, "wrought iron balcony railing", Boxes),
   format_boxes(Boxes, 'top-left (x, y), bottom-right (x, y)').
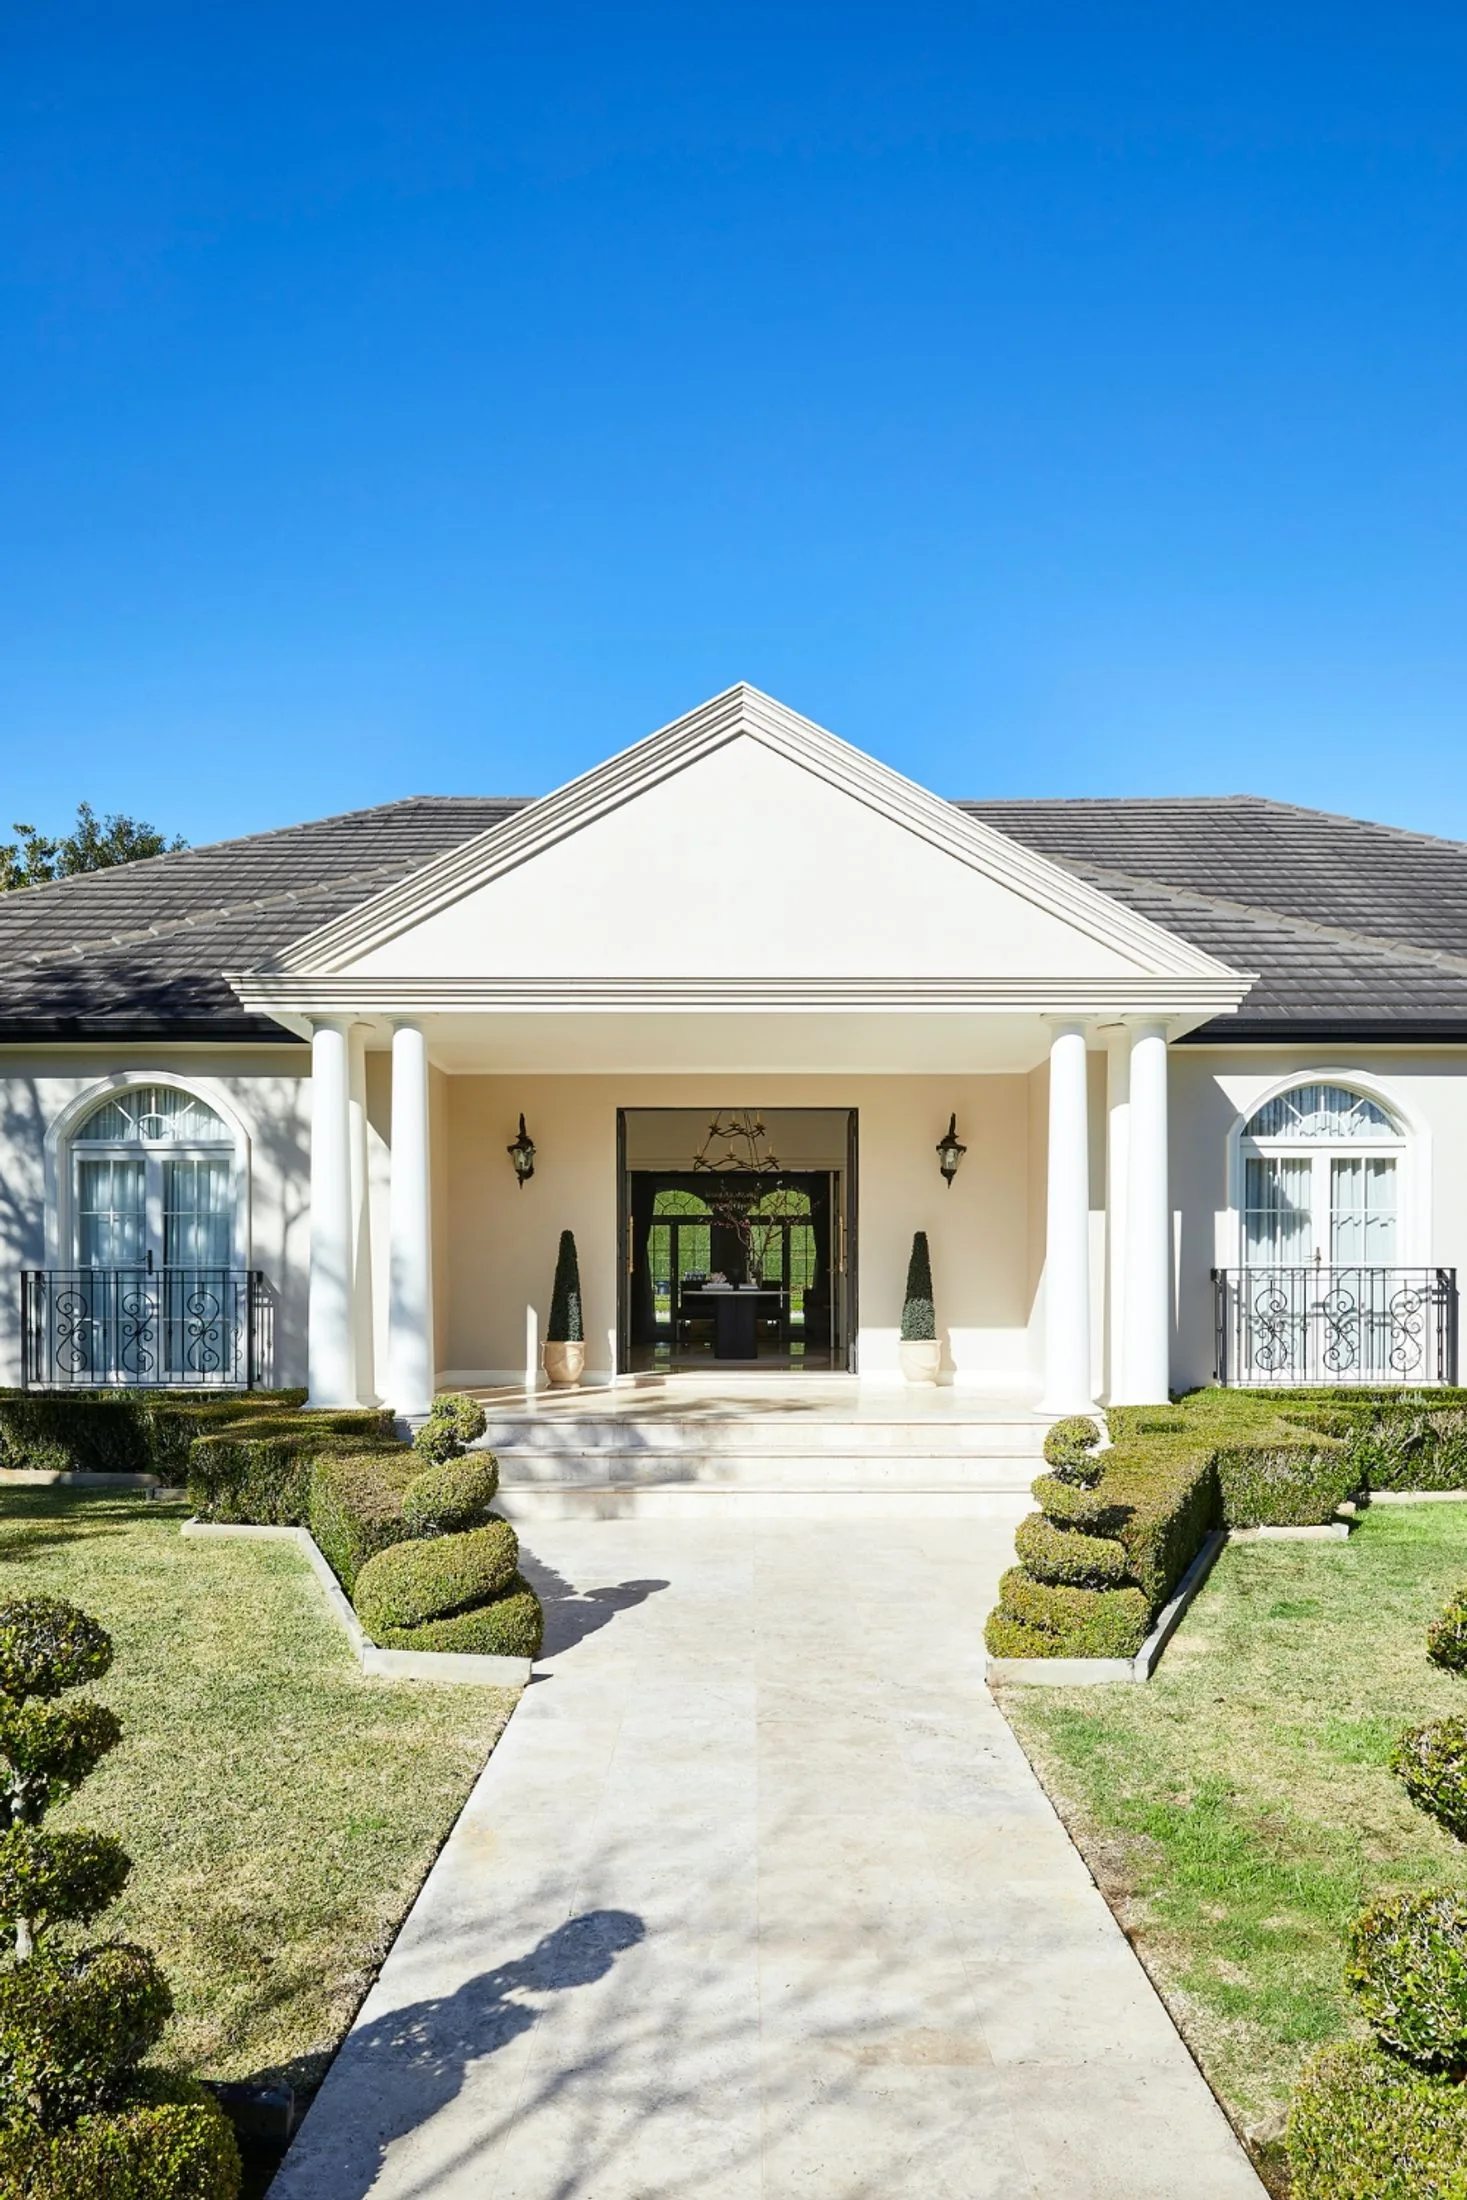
top-left (1213, 1265), bottom-right (1459, 1389)
top-left (21, 1268), bottom-right (274, 1390)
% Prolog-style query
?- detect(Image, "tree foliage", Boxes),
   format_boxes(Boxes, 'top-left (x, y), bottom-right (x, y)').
top-left (0, 804), bottom-right (186, 892)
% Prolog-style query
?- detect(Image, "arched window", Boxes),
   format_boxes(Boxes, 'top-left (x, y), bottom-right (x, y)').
top-left (648, 1188), bottom-right (712, 1326)
top-left (68, 1083), bottom-right (238, 1272)
top-left (1240, 1082), bottom-right (1405, 1268)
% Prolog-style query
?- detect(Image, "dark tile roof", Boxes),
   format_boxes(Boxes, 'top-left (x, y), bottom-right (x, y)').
top-left (1, 788), bottom-right (1465, 1042)
top-left (960, 797), bottom-right (1467, 1039)
top-left (0, 798), bottom-right (521, 1039)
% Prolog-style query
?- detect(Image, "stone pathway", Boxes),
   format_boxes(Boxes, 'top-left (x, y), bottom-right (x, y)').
top-left (270, 1519), bottom-right (1264, 2199)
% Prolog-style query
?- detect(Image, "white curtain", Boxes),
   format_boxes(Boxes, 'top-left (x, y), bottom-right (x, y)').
top-left (76, 1157), bottom-right (145, 1268)
top-left (1244, 1156), bottom-right (1312, 1264)
top-left (163, 1157), bottom-right (232, 1267)
top-left (1330, 1156), bottom-right (1398, 1265)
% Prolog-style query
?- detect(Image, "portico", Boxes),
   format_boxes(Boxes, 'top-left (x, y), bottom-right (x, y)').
top-left (226, 689), bottom-right (1251, 1420)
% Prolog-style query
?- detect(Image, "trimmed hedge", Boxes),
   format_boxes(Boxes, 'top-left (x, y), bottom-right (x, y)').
top-left (372, 1575), bottom-right (544, 1659)
top-left (353, 1519), bottom-right (520, 1636)
top-left (1392, 1719), bottom-right (1467, 1843)
top-left (1214, 1434), bottom-right (1355, 1528)
top-left (410, 1391), bottom-right (488, 1468)
top-left (187, 1411), bottom-right (396, 1526)
top-left (1286, 2039), bottom-right (1467, 2199)
top-left (0, 2067), bottom-right (241, 2200)
top-left (1081, 1437), bottom-right (1219, 1609)
top-left (0, 1391), bottom-right (308, 1482)
top-left (401, 1454), bottom-right (500, 1538)
top-left (1345, 1892), bottom-right (1467, 2068)
top-left (305, 1449), bottom-right (419, 1593)
top-left (1012, 1512), bottom-right (1130, 1589)
top-left (1353, 1409), bottom-right (1467, 1495)
top-left (986, 1569), bottom-right (1150, 1659)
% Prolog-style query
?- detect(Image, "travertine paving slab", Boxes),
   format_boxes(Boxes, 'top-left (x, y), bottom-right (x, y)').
top-left (271, 1520), bottom-right (1264, 2200)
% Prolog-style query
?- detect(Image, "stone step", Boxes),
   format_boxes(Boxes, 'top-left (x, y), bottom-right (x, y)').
top-left (476, 1417), bottom-right (1048, 1459)
top-left (487, 1447), bottom-right (1040, 1488)
top-left (495, 1481), bottom-right (1035, 1522)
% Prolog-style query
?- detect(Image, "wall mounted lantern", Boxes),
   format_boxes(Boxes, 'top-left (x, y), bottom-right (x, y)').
top-left (507, 1114), bottom-right (537, 1187)
top-left (936, 1114), bottom-right (967, 1188)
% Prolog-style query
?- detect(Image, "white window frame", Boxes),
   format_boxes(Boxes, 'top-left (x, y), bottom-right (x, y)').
top-left (1225, 1068), bottom-right (1429, 1271)
top-left (44, 1073), bottom-right (253, 1273)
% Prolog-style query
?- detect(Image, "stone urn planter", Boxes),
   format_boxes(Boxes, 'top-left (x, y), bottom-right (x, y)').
top-left (543, 1229), bottom-right (585, 1389)
top-left (898, 1338), bottom-right (941, 1385)
top-left (542, 1339), bottom-right (586, 1389)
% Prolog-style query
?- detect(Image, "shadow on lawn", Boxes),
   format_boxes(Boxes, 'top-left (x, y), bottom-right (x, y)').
top-left (269, 1910), bottom-right (646, 2199)
top-left (0, 1486), bottom-right (178, 1560)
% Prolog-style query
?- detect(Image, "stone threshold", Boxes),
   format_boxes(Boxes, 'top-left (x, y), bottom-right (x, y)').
top-left (181, 1521), bottom-right (531, 1688)
top-left (988, 1529), bottom-right (1228, 1688)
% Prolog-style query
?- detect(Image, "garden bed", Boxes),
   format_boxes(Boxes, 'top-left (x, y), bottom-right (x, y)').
top-left (997, 1500), bottom-right (1467, 2193)
top-left (0, 1485), bottom-right (517, 2104)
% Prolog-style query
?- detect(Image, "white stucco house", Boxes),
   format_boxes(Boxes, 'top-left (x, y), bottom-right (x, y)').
top-left (1, 684), bottom-right (1461, 1421)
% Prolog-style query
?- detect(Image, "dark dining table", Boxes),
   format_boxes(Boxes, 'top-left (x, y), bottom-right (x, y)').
top-left (679, 1286), bottom-right (785, 1360)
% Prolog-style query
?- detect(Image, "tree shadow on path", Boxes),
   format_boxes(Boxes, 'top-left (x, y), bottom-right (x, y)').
top-left (273, 1910), bottom-right (645, 2200)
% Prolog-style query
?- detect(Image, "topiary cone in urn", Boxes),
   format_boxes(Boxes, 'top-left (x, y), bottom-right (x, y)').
top-left (543, 1230), bottom-right (585, 1388)
top-left (899, 1230), bottom-right (941, 1383)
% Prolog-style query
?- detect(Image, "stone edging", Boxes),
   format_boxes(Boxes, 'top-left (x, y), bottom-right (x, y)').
top-left (987, 1529), bottom-right (1228, 1689)
top-left (1366, 1490), bottom-right (1467, 1505)
top-left (180, 1522), bottom-right (531, 1688)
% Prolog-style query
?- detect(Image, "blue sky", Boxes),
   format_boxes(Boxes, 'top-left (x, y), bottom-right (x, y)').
top-left (3, 4), bottom-right (1466, 847)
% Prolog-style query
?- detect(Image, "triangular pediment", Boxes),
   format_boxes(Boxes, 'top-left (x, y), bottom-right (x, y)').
top-left (258, 686), bottom-right (1241, 987)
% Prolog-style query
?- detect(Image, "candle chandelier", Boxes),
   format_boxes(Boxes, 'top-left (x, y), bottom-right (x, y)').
top-left (690, 1108), bottom-right (783, 1177)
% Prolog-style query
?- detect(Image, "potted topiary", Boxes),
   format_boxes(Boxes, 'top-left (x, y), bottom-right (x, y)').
top-left (898, 1230), bottom-right (941, 1384)
top-left (542, 1230), bottom-right (585, 1389)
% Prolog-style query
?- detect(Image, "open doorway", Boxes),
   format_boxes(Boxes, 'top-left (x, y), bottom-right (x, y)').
top-left (617, 1108), bottom-right (856, 1374)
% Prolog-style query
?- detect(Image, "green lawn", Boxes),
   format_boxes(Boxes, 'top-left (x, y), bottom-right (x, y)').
top-left (0, 1487), bottom-right (517, 2091)
top-left (1000, 1502), bottom-right (1467, 2170)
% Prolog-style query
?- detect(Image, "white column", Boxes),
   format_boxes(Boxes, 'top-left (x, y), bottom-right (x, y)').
top-left (1040, 1019), bottom-right (1094, 1414)
top-left (348, 1024), bottom-right (376, 1404)
top-left (387, 1021), bottom-right (435, 1420)
top-left (307, 1019), bottom-right (356, 1407)
top-left (1105, 1026), bottom-right (1131, 1403)
top-left (1118, 1019), bottom-right (1171, 1405)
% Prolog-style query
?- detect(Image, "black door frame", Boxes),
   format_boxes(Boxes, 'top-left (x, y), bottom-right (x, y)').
top-left (615, 1106), bottom-right (858, 1375)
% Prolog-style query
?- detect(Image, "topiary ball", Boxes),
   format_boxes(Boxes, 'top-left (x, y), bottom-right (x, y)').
top-left (0, 1599), bottom-right (112, 1703)
top-left (1286, 2038), bottom-right (1467, 2199)
top-left (353, 1519), bottom-right (520, 1636)
top-left (0, 1697), bottom-right (123, 1825)
top-left (1392, 1718), bottom-right (1467, 1842)
top-left (1042, 1416), bottom-right (1104, 1486)
top-left (0, 1827), bottom-right (131, 1947)
top-left (411, 1393), bottom-right (489, 1467)
top-left (402, 1454), bottom-right (500, 1539)
top-left (1346, 1892), bottom-right (1467, 2066)
top-left (1428, 1587), bottom-right (1467, 1674)
top-left (0, 1941), bottom-right (172, 2131)
top-left (0, 2066), bottom-right (242, 2200)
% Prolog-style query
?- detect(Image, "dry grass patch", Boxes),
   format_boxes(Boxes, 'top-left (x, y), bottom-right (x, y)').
top-left (0, 1487), bottom-right (516, 2091)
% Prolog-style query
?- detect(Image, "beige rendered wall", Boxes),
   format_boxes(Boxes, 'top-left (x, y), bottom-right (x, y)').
top-left (1169, 1046), bottom-right (1467, 1390)
top-left (435, 1073), bottom-right (1037, 1387)
top-left (0, 1046), bottom-right (314, 1389)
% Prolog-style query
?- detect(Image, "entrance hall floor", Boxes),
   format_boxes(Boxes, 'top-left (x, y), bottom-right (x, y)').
top-left (271, 1518), bottom-right (1263, 2200)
